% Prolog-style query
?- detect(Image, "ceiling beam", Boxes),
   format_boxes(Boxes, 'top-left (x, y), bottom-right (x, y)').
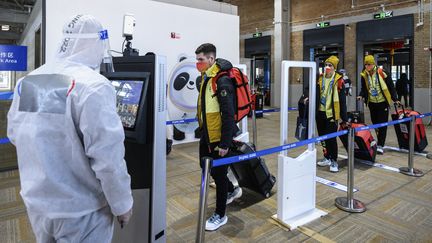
top-left (0, 8), bottom-right (29, 24)
top-left (0, 31), bottom-right (20, 40)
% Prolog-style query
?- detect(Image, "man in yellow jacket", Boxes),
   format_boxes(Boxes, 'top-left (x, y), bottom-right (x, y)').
top-left (195, 43), bottom-right (242, 231)
top-left (357, 55), bottom-right (400, 154)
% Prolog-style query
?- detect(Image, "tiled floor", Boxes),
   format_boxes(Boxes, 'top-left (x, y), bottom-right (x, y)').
top-left (1, 110), bottom-right (432, 242)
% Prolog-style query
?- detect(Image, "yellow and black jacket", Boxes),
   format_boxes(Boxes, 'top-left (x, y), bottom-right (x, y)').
top-left (315, 72), bottom-right (347, 121)
top-left (197, 58), bottom-right (239, 148)
top-left (359, 67), bottom-right (398, 106)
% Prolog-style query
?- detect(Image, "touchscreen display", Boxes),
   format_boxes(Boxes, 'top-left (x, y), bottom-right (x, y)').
top-left (111, 80), bottom-right (143, 129)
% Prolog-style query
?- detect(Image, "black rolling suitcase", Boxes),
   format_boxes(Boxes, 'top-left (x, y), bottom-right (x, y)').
top-left (295, 95), bottom-right (308, 141)
top-left (230, 141), bottom-right (276, 198)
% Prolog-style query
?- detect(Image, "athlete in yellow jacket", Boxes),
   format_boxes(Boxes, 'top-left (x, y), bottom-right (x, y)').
top-left (357, 55), bottom-right (400, 154)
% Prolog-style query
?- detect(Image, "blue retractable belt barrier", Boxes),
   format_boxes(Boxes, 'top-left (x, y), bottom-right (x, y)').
top-left (212, 130), bottom-right (348, 167)
top-left (165, 108), bottom-right (297, 125)
top-left (354, 117), bottom-right (412, 132)
top-left (0, 92), bottom-right (13, 100)
top-left (418, 112), bottom-right (432, 119)
top-left (212, 112), bottom-right (432, 168)
top-left (166, 118), bottom-right (198, 125)
top-left (255, 107), bottom-right (297, 114)
top-left (0, 138), bottom-right (10, 145)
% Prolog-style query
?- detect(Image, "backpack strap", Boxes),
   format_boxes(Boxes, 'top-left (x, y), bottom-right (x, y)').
top-left (377, 68), bottom-right (387, 79)
top-left (337, 77), bottom-right (344, 92)
top-left (211, 70), bottom-right (229, 94)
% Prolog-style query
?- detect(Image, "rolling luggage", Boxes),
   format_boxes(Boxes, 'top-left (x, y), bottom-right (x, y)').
top-left (391, 104), bottom-right (428, 152)
top-left (295, 94), bottom-right (308, 141)
top-left (230, 141), bottom-right (276, 198)
top-left (339, 123), bottom-right (377, 162)
top-left (347, 100), bottom-right (365, 124)
top-left (347, 111), bottom-right (364, 124)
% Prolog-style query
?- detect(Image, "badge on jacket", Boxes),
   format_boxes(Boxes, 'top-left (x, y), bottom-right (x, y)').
top-left (220, 89), bottom-right (228, 97)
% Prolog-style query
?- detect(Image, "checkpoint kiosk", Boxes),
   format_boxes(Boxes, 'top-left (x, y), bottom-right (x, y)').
top-left (103, 53), bottom-right (167, 243)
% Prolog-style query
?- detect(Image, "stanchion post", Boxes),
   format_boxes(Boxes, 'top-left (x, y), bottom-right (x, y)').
top-left (335, 127), bottom-right (366, 213)
top-left (399, 115), bottom-right (424, 177)
top-left (196, 157), bottom-right (212, 243)
top-left (252, 107), bottom-right (258, 149)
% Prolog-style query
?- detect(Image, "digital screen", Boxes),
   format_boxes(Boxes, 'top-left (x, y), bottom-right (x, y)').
top-left (110, 80), bottom-right (143, 129)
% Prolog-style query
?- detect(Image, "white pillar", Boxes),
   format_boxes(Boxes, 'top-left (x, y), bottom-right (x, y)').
top-left (273, 0), bottom-right (290, 107)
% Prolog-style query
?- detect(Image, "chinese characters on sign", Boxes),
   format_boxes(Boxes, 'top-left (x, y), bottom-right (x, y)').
top-left (0, 45), bottom-right (27, 71)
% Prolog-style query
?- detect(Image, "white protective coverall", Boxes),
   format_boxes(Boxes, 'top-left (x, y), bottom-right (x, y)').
top-left (7, 15), bottom-right (133, 242)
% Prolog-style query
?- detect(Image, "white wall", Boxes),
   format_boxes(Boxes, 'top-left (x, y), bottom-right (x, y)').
top-left (44, 0), bottom-right (240, 143)
top-left (153, 0), bottom-right (237, 15)
top-left (44, 0), bottom-right (239, 65)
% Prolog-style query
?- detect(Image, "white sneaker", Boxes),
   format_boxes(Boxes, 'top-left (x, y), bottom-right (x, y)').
top-left (330, 160), bottom-right (339, 173)
top-left (227, 187), bottom-right (242, 205)
top-left (205, 213), bottom-right (228, 231)
top-left (377, 146), bottom-right (384, 155)
top-left (317, 158), bottom-right (331, 167)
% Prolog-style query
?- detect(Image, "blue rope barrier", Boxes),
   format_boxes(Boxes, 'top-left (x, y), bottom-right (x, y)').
top-left (166, 118), bottom-right (198, 125)
top-left (0, 92), bottom-right (13, 100)
top-left (417, 112), bottom-right (432, 119)
top-left (0, 138), bottom-right (10, 145)
top-left (165, 108), bottom-right (297, 125)
top-left (212, 112), bottom-right (432, 168)
top-left (212, 130), bottom-right (348, 167)
top-left (354, 117), bottom-right (412, 132)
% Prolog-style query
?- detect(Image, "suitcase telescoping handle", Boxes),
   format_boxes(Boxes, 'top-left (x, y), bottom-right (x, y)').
top-left (356, 98), bottom-right (364, 113)
top-left (394, 103), bottom-right (406, 115)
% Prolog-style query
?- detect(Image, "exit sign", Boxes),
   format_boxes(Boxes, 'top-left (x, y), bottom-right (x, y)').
top-left (253, 32), bottom-right (262, 38)
top-left (316, 22), bottom-right (330, 28)
top-left (374, 11), bottom-right (393, 19)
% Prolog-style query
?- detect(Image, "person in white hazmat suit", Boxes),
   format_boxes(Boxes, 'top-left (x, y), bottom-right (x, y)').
top-left (7, 15), bottom-right (133, 242)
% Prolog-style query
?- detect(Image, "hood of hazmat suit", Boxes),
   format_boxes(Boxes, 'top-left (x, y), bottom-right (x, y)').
top-left (7, 14), bottom-right (133, 218)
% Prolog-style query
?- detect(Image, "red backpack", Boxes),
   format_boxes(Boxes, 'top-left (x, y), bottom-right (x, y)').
top-left (212, 67), bottom-right (253, 122)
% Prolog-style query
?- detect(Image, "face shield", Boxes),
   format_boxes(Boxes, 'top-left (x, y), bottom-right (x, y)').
top-left (61, 30), bottom-right (113, 72)
top-left (55, 15), bottom-right (112, 72)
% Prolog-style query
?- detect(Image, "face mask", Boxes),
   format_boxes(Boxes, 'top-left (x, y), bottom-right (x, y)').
top-left (196, 62), bottom-right (208, 73)
top-left (325, 67), bottom-right (332, 74)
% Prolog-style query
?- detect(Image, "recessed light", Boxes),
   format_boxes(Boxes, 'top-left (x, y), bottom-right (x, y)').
top-left (1, 25), bottom-right (10, 31)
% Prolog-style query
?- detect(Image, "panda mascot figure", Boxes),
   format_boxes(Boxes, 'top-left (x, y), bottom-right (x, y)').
top-left (167, 55), bottom-right (201, 142)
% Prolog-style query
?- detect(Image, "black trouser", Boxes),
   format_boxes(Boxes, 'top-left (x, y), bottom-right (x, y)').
top-left (315, 111), bottom-right (338, 161)
top-left (368, 101), bottom-right (389, 147)
top-left (199, 140), bottom-right (234, 217)
top-left (398, 94), bottom-right (408, 107)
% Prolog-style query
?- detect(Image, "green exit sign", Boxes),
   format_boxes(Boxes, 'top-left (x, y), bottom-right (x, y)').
top-left (374, 11), bottom-right (393, 19)
top-left (316, 22), bottom-right (330, 28)
top-left (253, 32), bottom-right (262, 38)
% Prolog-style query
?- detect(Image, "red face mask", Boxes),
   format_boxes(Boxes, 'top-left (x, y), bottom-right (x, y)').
top-left (196, 62), bottom-right (208, 73)
top-left (325, 67), bottom-right (332, 74)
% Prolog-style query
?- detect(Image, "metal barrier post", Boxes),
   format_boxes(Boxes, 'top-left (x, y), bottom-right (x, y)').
top-left (196, 157), bottom-right (212, 243)
top-left (335, 127), bottom-right (366, 213)
top-left (399, 115), bottom-right (424, 177)
top-left (252, 107), bottom-right (258, 148)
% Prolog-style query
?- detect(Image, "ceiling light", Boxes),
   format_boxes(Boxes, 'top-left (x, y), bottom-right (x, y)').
top-left (1, 25), bottom-right (10, 31)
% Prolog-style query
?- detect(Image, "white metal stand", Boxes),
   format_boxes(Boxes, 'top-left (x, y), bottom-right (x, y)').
top-left (274, 61), bottom-right (327, 230)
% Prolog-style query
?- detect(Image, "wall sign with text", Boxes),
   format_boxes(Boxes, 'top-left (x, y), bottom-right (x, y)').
top-left (0, 45), bottom-right (27, 71)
